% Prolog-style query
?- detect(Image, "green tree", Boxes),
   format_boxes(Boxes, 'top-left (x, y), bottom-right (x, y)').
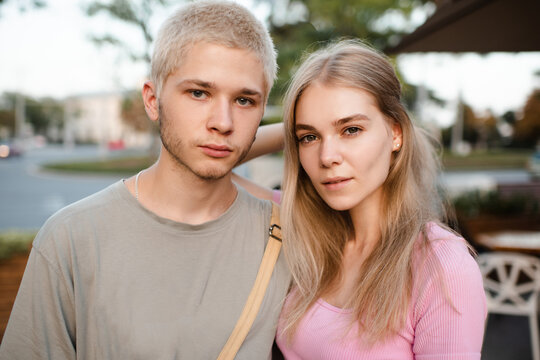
top-left (462, 104), bottom-right (481, 146)
top-left (25, 97), bottom-right (64, 136)
top-left (0, 0), bottom-right (45, 14)
top-left (267, 0), bottom-right (434, 104)
top-left (513, 89), bottom-right (540, 148)
top-left (288, 0), bottom-right (426, 48)
top-left (85, 0), bottom-right (173, 65)
top-left (0, 93), bottom-right (15, 137)
top-left (441, 103), bottom-right (497, 149)
top-left (0, 110), bottom-right (15, 138)
top-left (85, 0), bottom-right (177, 134)
top-left (0, 93), bottom-right (63, 139)
top-left (121, 90), bottom-right (154, 133)
top-left (476, 111), bottom-right (502, 149)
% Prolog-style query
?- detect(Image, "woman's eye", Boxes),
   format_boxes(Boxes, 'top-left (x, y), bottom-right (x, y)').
top-left (236, 97), bottom-right (254, 106)
top-left (190, 90), bottom-right (207, 99)
top-left (298, 134), bottom-right (317, 143)
top-left (344, 127), bottom-right (361, 135)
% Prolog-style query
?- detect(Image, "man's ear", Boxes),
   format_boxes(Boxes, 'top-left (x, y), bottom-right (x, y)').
top-left (142, 81), bottom-right (159, 122)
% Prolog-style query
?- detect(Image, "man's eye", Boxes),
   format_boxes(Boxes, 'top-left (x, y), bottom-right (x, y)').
top-left (236, 97), bottom-right (254, 106)
top-left (190, 90), bottom-right (206, 99)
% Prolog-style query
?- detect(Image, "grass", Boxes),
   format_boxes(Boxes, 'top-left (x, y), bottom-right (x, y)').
top-left (43, 155), bottom-right (157, 175)
top-left (441, 149), bottom-right (533, 170)
top-left (0, 230), bottom-right (36, 261)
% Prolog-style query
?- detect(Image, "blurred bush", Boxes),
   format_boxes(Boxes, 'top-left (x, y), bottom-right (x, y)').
top-left (0, 231), bottom-right (35, 261)
top-left (453, 190), bottom-right (540, 218)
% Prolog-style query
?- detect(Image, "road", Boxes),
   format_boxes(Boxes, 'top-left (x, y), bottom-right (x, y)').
top-left (0, 145), bottom-right (134, 230)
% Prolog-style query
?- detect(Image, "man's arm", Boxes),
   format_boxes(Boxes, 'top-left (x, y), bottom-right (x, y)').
top-left (232, 173), bottom-right (276, 201)
top-left (0, 243), bottom-right (76, 359)
top-left (242, 123), bottom-right (284, 163)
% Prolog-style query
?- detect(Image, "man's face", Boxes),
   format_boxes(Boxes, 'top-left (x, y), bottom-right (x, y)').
top-left (155, 42), bottom-right (266, 180)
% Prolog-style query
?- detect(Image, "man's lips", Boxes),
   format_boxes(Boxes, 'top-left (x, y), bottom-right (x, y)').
top-left (199, 144), bottom-right (232, 158)
top-left (321, 177), bottom-right (352, 190)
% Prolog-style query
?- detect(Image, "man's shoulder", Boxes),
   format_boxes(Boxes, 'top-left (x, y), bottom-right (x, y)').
top-left (33, 181), bottom-right (126, 247)
top-left (236, 187), bottom-right (273, 217)
top-left (51, 180), bottom-right (123, 220)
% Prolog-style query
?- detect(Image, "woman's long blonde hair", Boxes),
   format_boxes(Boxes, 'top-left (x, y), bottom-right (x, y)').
top-left (281, 39), bottom-right (452, 343)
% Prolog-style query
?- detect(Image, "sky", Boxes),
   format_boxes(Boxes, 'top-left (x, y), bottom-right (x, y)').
top-left (1, 0), bottom-right (539, 127)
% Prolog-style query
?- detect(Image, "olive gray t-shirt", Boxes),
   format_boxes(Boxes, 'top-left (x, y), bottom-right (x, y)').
top-left (0, 181), bottom-right (290, 359)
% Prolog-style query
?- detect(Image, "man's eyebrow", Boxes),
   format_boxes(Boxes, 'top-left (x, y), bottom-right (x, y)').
top-left (239, 88), bottom-right (263, 98)
top-left (175, 80), bottom-right (262, 98)
top-left (176, 79), bottom-right (215, 89)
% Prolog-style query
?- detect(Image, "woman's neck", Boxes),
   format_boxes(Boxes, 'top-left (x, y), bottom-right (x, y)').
top-left (322, 193), bottom-right (384, 308)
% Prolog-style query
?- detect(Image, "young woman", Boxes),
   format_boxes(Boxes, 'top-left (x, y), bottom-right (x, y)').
top-left (239, 40), bottom-right (486, 359)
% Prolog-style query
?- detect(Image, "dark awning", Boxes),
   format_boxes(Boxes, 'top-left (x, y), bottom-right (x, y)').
top-left (386, 0), bottom-right (540, 54)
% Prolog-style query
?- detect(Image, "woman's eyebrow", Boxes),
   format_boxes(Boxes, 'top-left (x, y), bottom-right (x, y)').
top-left (295, 123), bottom-right (320, 134)
top-left (332, 113), bottom-right (370, 127)
top-left (296, 114), bottom-right (370, 132)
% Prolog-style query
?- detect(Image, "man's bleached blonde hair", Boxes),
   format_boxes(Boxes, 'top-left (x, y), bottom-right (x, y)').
top-left (151, 0), bottom-right (277, 98)
top-left (280, 39), bottom-right (455, 344)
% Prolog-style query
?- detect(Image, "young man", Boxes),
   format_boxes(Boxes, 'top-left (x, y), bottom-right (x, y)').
top-left (0, 2), bottom-right (290, 359)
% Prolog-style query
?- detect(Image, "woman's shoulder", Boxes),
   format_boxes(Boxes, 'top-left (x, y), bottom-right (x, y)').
top-left (412, 222), bottom-right (485, 315)
top-left (413, 222), bottom-right (480, 285)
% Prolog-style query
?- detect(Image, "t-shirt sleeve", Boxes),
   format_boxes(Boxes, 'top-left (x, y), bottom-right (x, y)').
top-left (0, 234), bottom-right (76, 359)
top-left (412, 240), bottom-right (487, 360)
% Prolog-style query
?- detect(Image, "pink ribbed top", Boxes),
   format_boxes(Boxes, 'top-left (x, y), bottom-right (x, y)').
top-left (276, 223), bottom-right (487, 359)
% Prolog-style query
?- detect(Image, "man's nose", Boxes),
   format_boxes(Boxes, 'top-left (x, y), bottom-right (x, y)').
top-left (207, 98), bottom-right (233, 134)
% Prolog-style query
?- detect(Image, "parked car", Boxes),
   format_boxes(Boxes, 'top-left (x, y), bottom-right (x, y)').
top-left (0, 141), bottom-right (23, 159)
top-left (528, 151), bottom-right (540, 180)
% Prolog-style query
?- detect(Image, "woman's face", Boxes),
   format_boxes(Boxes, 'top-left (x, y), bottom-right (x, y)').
top-left (295, 83), bottom-right (402, 215)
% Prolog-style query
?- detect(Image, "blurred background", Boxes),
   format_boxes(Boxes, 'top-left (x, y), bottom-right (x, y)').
top-left (1, 0), bottom-right (540, 357)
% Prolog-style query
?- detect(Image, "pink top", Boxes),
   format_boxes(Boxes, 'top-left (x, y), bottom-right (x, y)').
top-left (272, 189), bottom-right (282, 204)
top-left (276, 223), bottom-right (487, 359)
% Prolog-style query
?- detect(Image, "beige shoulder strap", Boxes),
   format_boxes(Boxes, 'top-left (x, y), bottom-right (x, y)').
top-left (217, 203), bottom-right (282, 360)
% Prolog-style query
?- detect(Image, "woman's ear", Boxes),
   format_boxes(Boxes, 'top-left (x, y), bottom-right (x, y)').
top-left (142, 81), bottom-right (159, 122)
top-left (392, 122), bottom-right (403, 152)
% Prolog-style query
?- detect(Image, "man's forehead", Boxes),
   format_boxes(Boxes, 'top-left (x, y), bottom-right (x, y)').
top-left (167, 43), bottom-right (266, 94)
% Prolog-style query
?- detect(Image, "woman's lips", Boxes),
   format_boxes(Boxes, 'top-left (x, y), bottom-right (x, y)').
top-left (321, 177), bottom-right (352, 190)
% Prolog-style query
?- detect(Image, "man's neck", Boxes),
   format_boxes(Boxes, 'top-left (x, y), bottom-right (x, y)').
top-left (126, 157), bottom-right (238, 225)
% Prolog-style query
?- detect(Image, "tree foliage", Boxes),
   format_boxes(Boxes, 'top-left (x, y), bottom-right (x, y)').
top-left (85, 0), bottom-right (171, 64)
top-left (25, 97), bottom-right (64, 135)
top-left (267, 0), bottom-right (433, 104)
top-left (513, 89), bottom-right (540, 148)
top-left (0, 93), bottom-right (63, 138)
top-left (0, 0), bottom-right (45, 14)
top-left (289, 0), bottom-right (423, 47)
top-left (121, 91), bottom-right (154, 133)
top-left (441, 103), bottom-right (502, 149)
top-left (0, 109), bottom-right (15, 137)
top-left (84, 0), bottom-right (175, 133)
